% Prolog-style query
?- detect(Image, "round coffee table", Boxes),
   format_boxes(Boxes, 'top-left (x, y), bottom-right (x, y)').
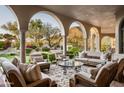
top-left (58, 60), bottom-right (83, 75)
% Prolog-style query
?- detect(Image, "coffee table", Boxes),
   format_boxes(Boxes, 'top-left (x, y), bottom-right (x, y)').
top-left (58, 59), bottom-right (83, 75)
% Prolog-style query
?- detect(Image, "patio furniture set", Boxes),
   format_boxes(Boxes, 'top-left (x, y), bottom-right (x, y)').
top-left (0, 51), bottom-right (124, 87)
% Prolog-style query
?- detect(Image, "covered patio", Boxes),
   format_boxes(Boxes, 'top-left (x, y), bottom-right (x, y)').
top-left (0, 5), bottom-right (124, 87)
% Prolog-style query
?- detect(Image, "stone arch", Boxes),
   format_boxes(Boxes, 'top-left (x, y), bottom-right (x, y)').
top-left (89, 27), bottom-right (100, 51)
top-left (68, 21), bottom-right (87, 51)
top-left (27, 10), bottom-right (67, 55)
top-left (116, 17), bottom-right (124, 53)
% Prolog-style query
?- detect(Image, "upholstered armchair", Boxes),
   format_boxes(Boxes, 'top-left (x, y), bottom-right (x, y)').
top-left (114, 58), bottom-right (124, 82)
top-left (29, 53), bottom-right (50, 71)
top-left (1, 61), bottom-right (57, 87)
top-left (70, 62), bottom-right (118, 87)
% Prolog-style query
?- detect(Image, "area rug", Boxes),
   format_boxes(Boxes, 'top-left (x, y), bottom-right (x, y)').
top-left (43, 64), bottom-right (77, 87)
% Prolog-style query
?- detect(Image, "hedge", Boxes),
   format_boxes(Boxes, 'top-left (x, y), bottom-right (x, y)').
top-left (42, 47), bottom-right (50, 52)
top-left (42, 52), bottom-right (56, 63)
top-left (0, 41), bottom-right (5, 49)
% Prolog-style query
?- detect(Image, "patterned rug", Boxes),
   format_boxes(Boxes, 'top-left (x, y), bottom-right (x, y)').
top-left (43, 64), bottom-right (77, 87)
top-left (43, 64), bottom-right (92, 87)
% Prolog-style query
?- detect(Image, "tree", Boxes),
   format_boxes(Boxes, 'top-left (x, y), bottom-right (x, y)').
top-left (28, 19), bottom-right (44, 47)
top-left (28, 19), bottom-right (62, 48)
top-left (42, 23), bottom-right (62, 48)
top-left (3, 34), bottom-right (15, 41)
top-left (1, 21), bottom-right (20, 49)
top-left (68, 27), bottom-right (84, 50)
top-left (1, 21), bottom-right (19, 40)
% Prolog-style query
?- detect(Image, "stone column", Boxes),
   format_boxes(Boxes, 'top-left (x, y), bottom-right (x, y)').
top-left (63, 35), bottom-right (67, 56)
top-left (96, 36), bottom-right (100, 52)
top-left (84, 38), bottom-right (87, 51)
top-left (90, 35), bottom-right (93, 51)
top-left (20, 30), bottom-right (26, 63)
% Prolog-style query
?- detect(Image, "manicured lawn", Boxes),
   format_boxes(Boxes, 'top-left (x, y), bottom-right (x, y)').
top-left (0, 54), bottom-right (30, 64)
top-left (0, 54), bottom-right (16, 60)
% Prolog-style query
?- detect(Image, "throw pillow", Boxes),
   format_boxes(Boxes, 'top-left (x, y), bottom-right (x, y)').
top-left (79, 51), bottom-right (87, 58)
top-left (19, 63), bottom-right (42, 83)
top-left (90, 68), bottom-right (99, 79)
top-left (11, 57), bottom-right (20, 68)
top-left (90, 64), bottom-right (103, 79)
top-left (100, 53), bottom-right (108, 60)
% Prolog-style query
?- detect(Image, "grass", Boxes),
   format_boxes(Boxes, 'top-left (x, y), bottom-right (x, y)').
top-left (0, 54), bottom-right (15, 60)
top-left (0, 54), bottom-right (30, 64)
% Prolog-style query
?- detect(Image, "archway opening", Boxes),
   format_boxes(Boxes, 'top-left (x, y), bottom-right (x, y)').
top-left (101, 36), bottom-right (115, 52)
top-left (67, 21), bottom-right (87, 58)
top-left (26, 11), bottom-right (65, 63)
top-left (119, 19), bottom-right (124, 53)
top-left (89, 27), bottom-right (99, 51)
top-left (0, 5), bottom-right (20, 61)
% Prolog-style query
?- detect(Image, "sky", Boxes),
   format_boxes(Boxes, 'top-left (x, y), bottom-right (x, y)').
top-left (0, 5), bottom-right (16, 26)
top-left (31, 12), bottom-right (61, 29)
top-left (0, 5), bottom-right (61, 30)
top-left (0, 5), bottom-right (78, 34)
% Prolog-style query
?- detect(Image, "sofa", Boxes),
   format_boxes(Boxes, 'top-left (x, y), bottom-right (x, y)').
top-left (0, 61), bottom-right (57, 87)
top-left (76, 51), bottom-right (112, 61)
top-left (75, 51), bottom-right (109, 75)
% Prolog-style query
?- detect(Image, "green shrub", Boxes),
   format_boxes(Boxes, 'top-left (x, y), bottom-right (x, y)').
top-left (42, 52), bottom-right (56, 63)
top-left (0, 41), bottom-right (4, 49)
top-left (42, 47), bottom-right (50, 52)
top-left (26, 48), bottom-right (32, 55)
top-left (42, 53), bottom-right (48, 59)
top-left (10, 53), bottom-right (16, 56)
top-left (68, 47), bottom-right (80, 56)
top-left (48, 53), bottom-right (56, 62)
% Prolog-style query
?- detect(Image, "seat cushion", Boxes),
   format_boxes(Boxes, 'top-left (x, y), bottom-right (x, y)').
top-left (33, 57), bottom-right (44, 62)
top-left (19, 63), bottom-right (42, 83)
top-left (11, 57), bottom-right (20, 67)
top-left (86, 51), bottom-right (101, 59)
